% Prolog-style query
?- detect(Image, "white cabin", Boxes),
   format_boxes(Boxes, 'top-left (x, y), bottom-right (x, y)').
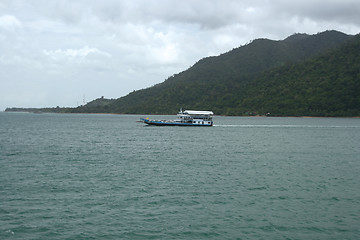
top-left (177, 110), bottom-right (214, 125)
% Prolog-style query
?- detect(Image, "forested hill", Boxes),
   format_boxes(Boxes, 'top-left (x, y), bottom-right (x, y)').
top-left (80, 30), bottom-right (357, 116)
top-left (6, 30), bottom-right (359, 116)
top-left (234, 33), bottom-right (360, 116)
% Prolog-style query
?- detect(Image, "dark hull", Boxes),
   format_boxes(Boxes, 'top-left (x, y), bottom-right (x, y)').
top-left (141, 118), bottom-right (212, 127)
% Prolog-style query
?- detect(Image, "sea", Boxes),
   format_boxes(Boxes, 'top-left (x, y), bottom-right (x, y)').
top-left (1, 112), bottom-right (359, 240)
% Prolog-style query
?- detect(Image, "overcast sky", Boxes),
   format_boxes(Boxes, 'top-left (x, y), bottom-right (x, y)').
top-left (1, 0), bottom-right (359, 110)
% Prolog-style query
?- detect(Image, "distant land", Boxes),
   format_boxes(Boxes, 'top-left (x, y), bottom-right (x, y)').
top-left (5, 30), bottom-right (360, 117)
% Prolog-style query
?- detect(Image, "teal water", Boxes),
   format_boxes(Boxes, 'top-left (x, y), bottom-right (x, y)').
top-left (1, 112), bottom-right (359, 239)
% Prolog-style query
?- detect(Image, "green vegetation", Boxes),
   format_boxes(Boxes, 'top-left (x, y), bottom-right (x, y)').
top-left (6, 30), bottom-right (360, 116)
top-left (240, 34), bottom-right (360, 116)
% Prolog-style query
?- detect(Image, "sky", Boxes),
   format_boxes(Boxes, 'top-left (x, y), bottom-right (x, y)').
top-left (1, 0), bottom-right (360, 110)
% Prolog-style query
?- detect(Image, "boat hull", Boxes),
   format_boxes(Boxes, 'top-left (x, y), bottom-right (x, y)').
top-left (141, 118), bottom-right (212, 127)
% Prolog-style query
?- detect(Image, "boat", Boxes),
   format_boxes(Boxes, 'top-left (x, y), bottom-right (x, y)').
top-left (141, 109), bottom-right (214, 126)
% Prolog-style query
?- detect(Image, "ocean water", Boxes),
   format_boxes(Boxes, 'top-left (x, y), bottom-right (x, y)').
top-left (1, 112), bottom-right (359, 239)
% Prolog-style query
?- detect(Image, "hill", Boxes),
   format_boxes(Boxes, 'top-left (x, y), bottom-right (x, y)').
top-left (239, 34), bottom-right (360, 116)
top-left (75, 30), bottom-right (356, 116)
top-left (6, 30), bottom-right (359, 116)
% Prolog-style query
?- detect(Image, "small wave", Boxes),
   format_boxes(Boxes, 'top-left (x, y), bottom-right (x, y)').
top-left (5, 230), bottom-right (14, 235)
top-left (247, 186), bottom-right (268, 191)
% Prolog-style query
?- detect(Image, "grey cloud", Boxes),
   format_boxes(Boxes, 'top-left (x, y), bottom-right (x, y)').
top-left (271, 0), bottom-right (360, 24)
top-left (0, 0), bottom-right (359, 110)
top-left (81, 0), bottom-right (256, 29)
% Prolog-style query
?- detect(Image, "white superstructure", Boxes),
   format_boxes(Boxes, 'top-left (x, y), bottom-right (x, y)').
top-left (177, 109), bottom-right (213, 126)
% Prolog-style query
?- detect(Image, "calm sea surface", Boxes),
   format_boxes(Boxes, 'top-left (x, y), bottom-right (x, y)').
top-left (1, 112), bottom-right (359, 239)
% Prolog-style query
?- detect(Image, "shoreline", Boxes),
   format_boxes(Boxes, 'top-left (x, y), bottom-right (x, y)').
top-left (3, 110), bottom-right (360, 118)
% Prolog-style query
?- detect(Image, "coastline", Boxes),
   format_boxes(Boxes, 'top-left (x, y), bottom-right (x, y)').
top-left (3, 110), bottom-right (360, 118)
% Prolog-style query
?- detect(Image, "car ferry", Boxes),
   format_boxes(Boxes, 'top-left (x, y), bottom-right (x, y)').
top-left (141, 110), bottom-right (214, 126)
